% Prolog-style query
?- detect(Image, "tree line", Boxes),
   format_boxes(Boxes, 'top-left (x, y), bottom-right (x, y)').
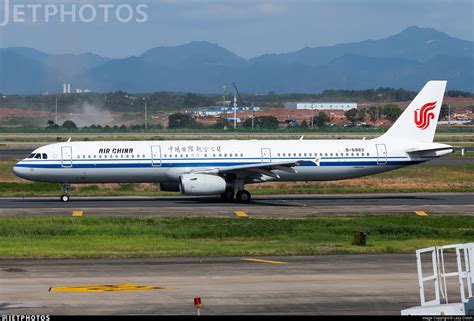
top-left (1, 88), bottom-right (472, 113)
top-left (50, 103), bottom-right (454, 131)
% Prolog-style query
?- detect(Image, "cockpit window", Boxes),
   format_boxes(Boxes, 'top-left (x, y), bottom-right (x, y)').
top-left (34, 154), bottom-right (42, 159)
top-left (27, 154), bottom-right (35, 158)
top-left (42, 153), bottom-right (47, 159)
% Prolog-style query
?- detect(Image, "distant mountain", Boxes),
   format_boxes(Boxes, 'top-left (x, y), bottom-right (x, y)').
top-left (0, 51), bottom-right (60, 94)
top-left (1, 47), bottom-right (112, 80)
top-left (0, 26), bottom-right (472, 94)
top-left (250, 26), bottom-right (474, 66)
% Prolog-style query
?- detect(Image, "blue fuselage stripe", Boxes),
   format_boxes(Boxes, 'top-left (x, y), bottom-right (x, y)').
top-left (15, 160), bottom-right (424, 169)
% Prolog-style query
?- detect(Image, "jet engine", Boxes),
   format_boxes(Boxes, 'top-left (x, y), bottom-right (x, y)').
top-left (179, 174), bottom-right (228, 196)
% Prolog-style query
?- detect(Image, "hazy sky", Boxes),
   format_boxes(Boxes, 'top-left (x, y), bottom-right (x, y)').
top-left (0, 0), bottom-right (473, 58)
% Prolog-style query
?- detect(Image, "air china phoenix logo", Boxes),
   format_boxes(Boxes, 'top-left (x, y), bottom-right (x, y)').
top-left (414, 101), bottom-right (437, 130)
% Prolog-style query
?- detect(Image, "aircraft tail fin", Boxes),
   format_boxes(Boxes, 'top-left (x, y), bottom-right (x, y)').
top-left (377, 81), bottom-right (447, 143)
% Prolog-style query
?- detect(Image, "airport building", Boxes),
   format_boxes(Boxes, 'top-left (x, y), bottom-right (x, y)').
top-left (62, 83), bottom-right (71, 94)
top-left (284, 102), bottom-right (357, 111)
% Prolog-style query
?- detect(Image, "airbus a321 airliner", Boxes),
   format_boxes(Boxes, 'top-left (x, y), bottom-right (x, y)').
top-left (13, 81), bottom-right (452, 203)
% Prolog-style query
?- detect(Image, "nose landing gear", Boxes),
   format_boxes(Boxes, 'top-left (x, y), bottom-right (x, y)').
top-left (61, 184), bottom-right (70, 202)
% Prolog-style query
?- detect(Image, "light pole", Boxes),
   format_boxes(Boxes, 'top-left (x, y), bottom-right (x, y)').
top-left (233, 93), bottom-right (237, 130)
top-left (143, 97), bottom-right (148, 131)
top-left (448, 104), bottom-right (451, 128)
top-left (55, 96), bottom-right (58, 125)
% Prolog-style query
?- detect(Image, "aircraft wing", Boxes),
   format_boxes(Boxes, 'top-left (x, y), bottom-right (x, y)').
top-left (189, 160), bottom-right (307, 180)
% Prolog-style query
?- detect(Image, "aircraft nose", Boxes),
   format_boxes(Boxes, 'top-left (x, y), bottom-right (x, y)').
top-left (13, 163), bottom-right (29, 179)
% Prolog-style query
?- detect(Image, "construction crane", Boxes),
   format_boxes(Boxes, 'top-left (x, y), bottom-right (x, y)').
top-left (232, 82), bottom-right (255, 130)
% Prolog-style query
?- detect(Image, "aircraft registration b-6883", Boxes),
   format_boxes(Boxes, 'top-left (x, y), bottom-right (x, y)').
top-left (13, 81), bottom-right (453, 203)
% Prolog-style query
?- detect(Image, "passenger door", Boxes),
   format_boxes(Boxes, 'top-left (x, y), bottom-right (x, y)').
top-left (151, 146), bottom-right (162, 167)
top-left (61, 146), bottom-right (72, 168)
top-left (376, 144), bottom-right (387, 165)
top-left (261, 148), bottom-right (271, 163)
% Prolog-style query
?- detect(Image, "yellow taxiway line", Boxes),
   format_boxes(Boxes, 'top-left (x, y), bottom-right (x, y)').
top-left (241, 258), bottom-right (287, 264)
top-left (49, 284), bottom-right (174, 293)
top-left (234, 211), bottom-right (248, 217)
top-left (415, 211), bottom-right (429, 217)
top-left (71, 211), bottom-right (83, 217)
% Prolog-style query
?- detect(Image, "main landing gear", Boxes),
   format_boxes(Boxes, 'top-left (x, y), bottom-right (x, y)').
top-left (220, 190), bottom-right (251, 203)
top-left (61, 184), bottom-right (70, 202)
top-left (220, 191), bottom-right (235, 201)
top-left (236, 190), bottom-right (251, 203)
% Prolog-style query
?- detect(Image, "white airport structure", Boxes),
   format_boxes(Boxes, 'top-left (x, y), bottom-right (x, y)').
top-left (62, 83), bottom-right (71, 94)
top-left (284, 102), bottom-right (357, 111)
top-left (401, 242), bottom-right (474, 315)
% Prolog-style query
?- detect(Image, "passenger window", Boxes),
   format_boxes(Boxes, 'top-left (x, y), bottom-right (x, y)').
top-left (241, 154), bottom-right (243, 157)
top-left (325, 153), bottom-right (328, 157)
top-left (351, 153), bottom-right (354, 156)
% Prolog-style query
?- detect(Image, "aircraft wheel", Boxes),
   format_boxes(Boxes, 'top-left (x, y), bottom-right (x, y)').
top-left (61, 194), bottom-right (70, 202)
top-left (236, 190), bottom-right (251, 203)
top-left (220, 191), bottom-right (235, 201)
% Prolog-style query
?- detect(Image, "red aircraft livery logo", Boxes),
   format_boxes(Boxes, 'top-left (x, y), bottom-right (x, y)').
top-left (414, 101), bottom-right (437, 130)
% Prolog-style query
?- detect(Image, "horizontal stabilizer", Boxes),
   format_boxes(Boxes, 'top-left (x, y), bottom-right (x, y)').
top-left (406, 145), bottom-right (453, 158)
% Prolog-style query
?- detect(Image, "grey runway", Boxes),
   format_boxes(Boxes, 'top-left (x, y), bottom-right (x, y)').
top-left (0, 254), bottom-right (423, 315)
top-left (0, 192), bottom-right (472, 216)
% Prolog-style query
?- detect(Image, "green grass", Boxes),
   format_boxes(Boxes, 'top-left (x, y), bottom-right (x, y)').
top-left (0, 216), bottom-right (472, 259)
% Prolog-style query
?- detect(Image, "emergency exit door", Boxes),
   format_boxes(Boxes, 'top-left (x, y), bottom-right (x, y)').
top-left (261, 148), bottom-right (271, 163)
top-left (61, 146), bottom-right (72, 168)
top-left (151, 146), bottom-right (162, 166)
top-left (376, 144), bottom-right (387, 165)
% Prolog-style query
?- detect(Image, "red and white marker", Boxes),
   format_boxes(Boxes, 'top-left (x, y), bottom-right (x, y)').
top-left (194, 297), bottom-right (202, 316)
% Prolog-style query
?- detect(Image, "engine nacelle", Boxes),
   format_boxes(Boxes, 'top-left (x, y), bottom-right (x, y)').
top-left (179, 174), bottom-right (227, 196)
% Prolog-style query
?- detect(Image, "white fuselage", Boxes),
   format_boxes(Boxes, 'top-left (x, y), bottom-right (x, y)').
top-left (13, 139), bottom-right (439, 184)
